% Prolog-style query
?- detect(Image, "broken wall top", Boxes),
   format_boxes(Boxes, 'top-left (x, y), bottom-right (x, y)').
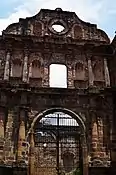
top-left (2, 8), bottom-right (110, 44)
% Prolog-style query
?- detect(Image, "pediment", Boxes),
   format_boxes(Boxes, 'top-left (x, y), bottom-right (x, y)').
top-left (2, 8), bottom-right (110, 43)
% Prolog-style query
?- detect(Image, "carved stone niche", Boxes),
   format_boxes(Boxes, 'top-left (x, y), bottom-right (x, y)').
top-left (33, 21), bottom-right (42, 36)
top-left (92, 57), bottom-right (105, 88)
top-left (11, 59), bottom-right (22, 78)
top-left (74, 61), bottom-right (88, 88)
top-left (73, 24), bottom-right (83, 39)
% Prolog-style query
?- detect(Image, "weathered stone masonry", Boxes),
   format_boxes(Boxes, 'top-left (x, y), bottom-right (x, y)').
top-left (0, 7), bottom-right (115, 175)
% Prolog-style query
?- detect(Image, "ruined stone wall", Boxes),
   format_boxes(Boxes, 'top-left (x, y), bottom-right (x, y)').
top-left (0, 7), bottom-right (114, 175)
top-left (0, 87), bottom-right (113, 172)
top-left (0, 46), bottom-right (111, 90)
top-left (0, 46), bottom-right (112, 175)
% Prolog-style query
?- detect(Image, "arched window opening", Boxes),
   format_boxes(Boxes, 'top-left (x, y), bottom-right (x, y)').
top-left (49, 64), bottom-right (67, 88)
top-left (12, 59), bottom-right (22, 77)
top-left (75, 62), bottom-right (85, 80)
top-left (32, 60), bottom-right (41, 78)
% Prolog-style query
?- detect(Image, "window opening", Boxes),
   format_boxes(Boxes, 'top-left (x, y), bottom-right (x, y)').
top-left (49, 64), bottom-right (67, 88)
top-left (52, 24), bottom-right (65, 33)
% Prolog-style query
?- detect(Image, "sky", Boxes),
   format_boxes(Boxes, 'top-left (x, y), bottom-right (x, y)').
top-left (0, 0), bottom-right (116, 39)
top-left (50, 64), bottom-right (67, 88)
top-left (0, 0), bottom-right (116, 88)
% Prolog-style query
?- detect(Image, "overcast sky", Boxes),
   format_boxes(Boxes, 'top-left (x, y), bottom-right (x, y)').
top-left (0, 0), bottom-right (116, 87)
top-left (0, 0), bottom-right (116, 39)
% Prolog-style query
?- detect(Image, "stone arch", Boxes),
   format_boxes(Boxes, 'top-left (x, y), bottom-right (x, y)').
top-left (28, 108), bottom-right (85, 133)
top-left (27, 107), bottom-right (88, 175)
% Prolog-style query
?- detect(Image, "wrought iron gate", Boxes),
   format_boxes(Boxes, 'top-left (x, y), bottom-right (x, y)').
top-left (34, 112), bottom-right (82, 175)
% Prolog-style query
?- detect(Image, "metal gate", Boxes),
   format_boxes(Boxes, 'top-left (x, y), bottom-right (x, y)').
top-left (34, 112), bottom-right (82, 175)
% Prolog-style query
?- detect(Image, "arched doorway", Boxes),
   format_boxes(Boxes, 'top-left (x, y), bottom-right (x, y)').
top-left (28, 108), bottom-right (87, 175)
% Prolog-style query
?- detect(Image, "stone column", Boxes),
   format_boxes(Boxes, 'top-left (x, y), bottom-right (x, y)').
top-left (111, 131), bottom-right (116, 174)
top-left (22, 52), bottom-right (28, 82)
top-left (42, 66), bottom-right (49, 87)
top-left (4, 110), bottom-right (15, 164)
top-left (4, 52), bottom-right (10, 80)
top-left (0, 119), bottom-right (4, 138)
top-left (29, 131), bottom-right (35, 175)
top-left (67, 65), bottom-right (74, 88)
top-left (10, 62), bottom-right (13, 77)
top-left (29, 62), bottom-right (32, 78)
top-left (17, 120), bottom-right (26, 162)
top-left (104, 58), bottom-right (110, 87)
top-left (91, 119), bottom-right (99, 159)
top-left (111, 93), bottom-right (116, 174)
top-left (28, 62), bottom-right (32, 83)
top-left (82, 134), bottom-right (88, 175)
top-left (87, 57), bottom-right (94, 86)
top-left (0, 110), bottom-right (5, 162)
top-left (0, 59), bottom-right (2, 67)
top-left (97, 117), bottom-right (106, 159)
top-left (72, 65), bottom-right (76, 79)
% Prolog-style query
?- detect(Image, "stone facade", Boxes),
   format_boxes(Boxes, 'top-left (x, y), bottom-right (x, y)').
top-left (0, 7), bottom-right (116, 175)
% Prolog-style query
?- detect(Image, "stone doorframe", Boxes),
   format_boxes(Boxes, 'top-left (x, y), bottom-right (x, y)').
top-left (27, 107), bottom-right (88, 175)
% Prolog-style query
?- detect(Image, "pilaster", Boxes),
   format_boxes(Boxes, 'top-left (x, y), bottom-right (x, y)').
top-left (28, 62), bottom-right (32, 79)
top-left (86, 53), bottom-right (94, 86)
top-left (91, 120), bottom-right (99, 159)
top-left (22, 51), bottom-right (28, 82)
top-left (104, 58), bottom-right (110, 87)
top-left (4, 110), bottom-right (15, 164)
top-left (28, 131), bottom-right (35, 175)
top-left (4, 52), bottom-right (11, 81)
top-left (17, 110), bottom-right (27, 164)
top-left (42, 65), bottom-right (49, 87)
top-left (97, 117), bottom-right (107, 161)
top-left (67, 65), bottom-right (74, 88)
top-left (0, 110), bottom-right (5, 163)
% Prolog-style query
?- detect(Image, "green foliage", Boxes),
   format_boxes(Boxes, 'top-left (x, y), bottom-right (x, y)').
top-left (73, 168), bottom-right (82, 175)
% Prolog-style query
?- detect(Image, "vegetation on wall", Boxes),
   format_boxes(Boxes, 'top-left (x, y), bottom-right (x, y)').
top-left (73, 168), bottom-right (82, 175)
